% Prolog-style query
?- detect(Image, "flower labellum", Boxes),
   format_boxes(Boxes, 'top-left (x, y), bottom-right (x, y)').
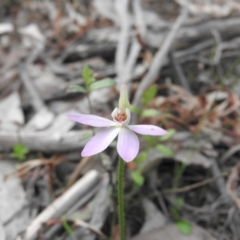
top-left (67, 85), bottom-right (167, 162)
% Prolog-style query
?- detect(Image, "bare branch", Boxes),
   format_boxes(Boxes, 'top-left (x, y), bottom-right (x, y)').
top-left (132, 8), bottom-right (188, 114)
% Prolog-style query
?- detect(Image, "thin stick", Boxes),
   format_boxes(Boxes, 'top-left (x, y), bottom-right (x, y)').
top-left (65, 156), bottom-right (92, 190)
top-left (115, 0), bottom-right (130, 77)
top-left (24, 170), bottom-right (100, 240)
top-left (120, 0), bottom-right (146, 85)
top-left (169, 50), bottom-right (192, 93)
top-left (132, 7), bottom-right (188, 113)
top-left (211, 158), bottom-right (227, 196)
top-left (162, 171), bottom-right (229, 195)
top-left (20, 70), bottom-right (45, 112)
top-left (0, 129), bottom-right (92, 152)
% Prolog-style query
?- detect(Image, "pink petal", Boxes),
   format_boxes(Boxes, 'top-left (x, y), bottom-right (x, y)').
top-left (67, 114), bottom-right (115, 127)
top-left (128, 125), bottom-right (167, 136)
top-left (117, 127), bottom-right (139, 162)
top-left (82, 127), bottom-right (120, 156)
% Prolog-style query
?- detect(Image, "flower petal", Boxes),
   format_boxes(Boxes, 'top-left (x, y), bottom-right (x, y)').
top-left (128, 125), bottom-right (167, 136)
top-left (67, 114), bottom-right (115, 127)
top-left (117, 127), bottom-right (139, 162)
top-left (82, 127), bottom-right (120, 156)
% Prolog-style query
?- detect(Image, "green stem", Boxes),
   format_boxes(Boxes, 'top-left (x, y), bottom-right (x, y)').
top-left (118, 158), bottom-right (125, 240)
top-left (86, 92), bottom-right (96, 136)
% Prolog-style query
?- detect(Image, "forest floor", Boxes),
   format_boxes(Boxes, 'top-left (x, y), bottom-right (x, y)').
top-left (1, 0), bottom-right (240, 240)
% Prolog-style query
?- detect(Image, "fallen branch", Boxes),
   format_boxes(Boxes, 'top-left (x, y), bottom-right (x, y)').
top-left (147, 17), bottom-right (240, 48)
top-left (132, 7), bottom-right (188, 115)
top-left (117, 0), bottom-right (146, 86)
top-left (20, 65), bottom-right (45, 113)
top-left (65, 174), bottom-right (110, 240)
top-left (0, 130), bottom-right (92, 152)
top-left (114, 0), bottom-right (131, 79)
top-left (45, 182), bottom-right (100, 239)
top-left (24, 170), bottom-right (101, 240)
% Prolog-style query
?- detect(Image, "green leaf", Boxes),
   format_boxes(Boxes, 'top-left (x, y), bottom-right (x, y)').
top-left (129, 104), bottom-right (140, 114)
top-left (82, 66), bottom-right (94, 86)
top-left (61, 219), bottom-right (74, 235)
top-left (143, 135), bottom-right (157, 147)
top-left (156, 144), bottom-right (174, 157)
top-left (141, 109), bottom-right (160, 118)
top-left (142, 85), bottom-right (157, 106)
top-left (175, 197), bottom-right (184, 210)
top-left (131, 170), bottom-right (145, 186)
top-left (11, 143), bottom-right (29, 161)
top-left (170, 207), bottom-right (179, 218)
top-left (70, 85), bottom-right (87, 93)
top-left (176, 220), bottom-right (192, 235)
top-left (89, 78), bottom-right (116, 91)
top-left (134, 151), bottom-right (148, 164)
top-left (159, 129), bottom-right (176, 141)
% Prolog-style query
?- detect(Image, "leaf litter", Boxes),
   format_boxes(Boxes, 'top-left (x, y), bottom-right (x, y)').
top-left (1, 0), bottom-right (240, 240)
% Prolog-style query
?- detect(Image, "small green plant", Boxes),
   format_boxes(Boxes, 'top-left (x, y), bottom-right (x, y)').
top-left (11, 143), bottom-right (29, 161)
top-left (141, 85), bottom-right (157, 106)
top-left (130, 151), bottom-right (148, 186)
top-left (70, 66), bottom-right (116, 94)
top-left (130, 129), bottom-right (176, 187)
top-left (61, 218), bottom-right (78, 240)
top-left (156, 144), bottom-right (174, 157)
top-left (61, 218), bottom-right (74, 235)
top-left (140, 109), bottom-right (160, 118)
top-left (176, 220), bottom-right (192, 235)
top-left (170, 197), bottom-right (184, 218)
top-left (131, 170), bottom-right (144, 186)
top-left (170, 197), bottom-right (192, 235)
top-left (142, 128), bottom-right (175, 156)
top-left (143, 135), bottom-right (158, 147)
top-left (70, 66), bottom-right (116, 114)
top-left (159, 129), bottom-right (176, 141)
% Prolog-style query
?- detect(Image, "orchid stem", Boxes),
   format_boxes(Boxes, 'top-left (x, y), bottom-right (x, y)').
top-left (86, 93), bottom-right (96, 136)
top-left (118, 157), bottom-right (125, 240)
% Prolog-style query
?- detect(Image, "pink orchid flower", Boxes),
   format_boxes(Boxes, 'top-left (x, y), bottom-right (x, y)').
top-left (67, 86), bottom-right (167, 162)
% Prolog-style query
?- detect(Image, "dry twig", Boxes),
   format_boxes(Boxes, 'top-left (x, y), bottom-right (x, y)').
top-left (162, 171), bottom-right (229, 195)
top-left (132, 7), bottom-right (188, 119)
top-left (65, 156), bottom-right (92, 190)
top-left (24, 170), bottom-right (101, 240)
top-left (227, 162), bottom-right (240, 211)
top-left (0, 129), bottom-right (91, 152)
top-left (114, 0), bottom-right (130, 80)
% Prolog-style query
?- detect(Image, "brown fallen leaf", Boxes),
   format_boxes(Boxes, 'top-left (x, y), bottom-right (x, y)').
top-left (4, 155), bottom-right (62, 180)
top-left (148, 84), bottom-right (240, 134)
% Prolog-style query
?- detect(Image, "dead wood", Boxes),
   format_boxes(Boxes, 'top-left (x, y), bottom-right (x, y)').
top-left (0, 130), bottom-right (92, 152)
top-left (227, 162), bottom-right (240, 211)
top-left (24, 170), bottom-right (101, 240)
top-left (147, 17), bottom-right (240, 48)
top-left (132, 7), bottom-right (188, 114)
